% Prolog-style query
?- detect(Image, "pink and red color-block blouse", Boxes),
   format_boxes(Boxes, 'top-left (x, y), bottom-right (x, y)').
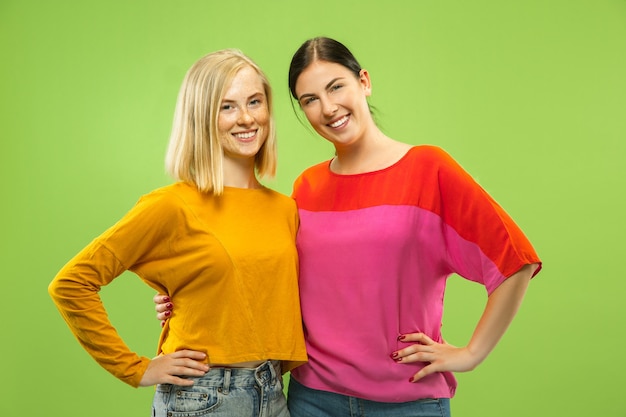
top-left (290, 145), bottom-right (541, 402)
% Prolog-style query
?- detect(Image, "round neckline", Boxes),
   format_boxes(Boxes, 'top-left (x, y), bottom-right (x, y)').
top-left (326, 146), bottom-right (416, 178)
top-left (222, 185), bottom-right (269, 192)
top-left (179, 182), bottom-right (269, 194)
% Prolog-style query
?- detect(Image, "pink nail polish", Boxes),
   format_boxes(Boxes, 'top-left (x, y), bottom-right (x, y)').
top-left (166, 303), bottom-right (173, 309)
top-left (398, 335), bottom-right (406, 341)
top-left (391, 352), bottom-right (398, 359)
top-left (164, 311), bottom-right (171, 317)
top-left (408, 376), bottom-right (414, 383)
top-left (163, 296), bottom-right (170, 302)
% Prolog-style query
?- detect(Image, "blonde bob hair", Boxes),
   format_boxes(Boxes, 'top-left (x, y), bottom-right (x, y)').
top-left (165, 49), bottom-right (277, 195)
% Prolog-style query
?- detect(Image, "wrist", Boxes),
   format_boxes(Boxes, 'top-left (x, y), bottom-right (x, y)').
top-left (464, 344), bottom-right (490, 369)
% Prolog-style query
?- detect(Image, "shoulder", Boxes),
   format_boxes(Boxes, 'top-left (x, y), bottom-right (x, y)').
top-left (96, 183), bottom-right (195, 243)
top-left (247, 188), bottom-right (298, 228)
top-left (402, 145), bottom-right (470, 180)
top-left (141, 182), bottom-right (198, 202)
top-left (132, 182), bottom-right (199, 219)
top-left (292, 159), bottom-right (331, 192)
top-left (259, 187), bottom-right (297, 208)
top-left (296, 159), bottom-right (331, 180)
top-left (406, 145), bottom-right (456, 165)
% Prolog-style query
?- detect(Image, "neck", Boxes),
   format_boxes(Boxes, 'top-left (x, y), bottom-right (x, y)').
top-left (222, 156), bottom-right (262, 189)
top-left (331, 130), bottom-right (407, 174)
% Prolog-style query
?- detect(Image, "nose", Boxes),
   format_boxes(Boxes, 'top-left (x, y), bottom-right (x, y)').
top-left (238, 108), bottom-right (254, 126)
top-left (321, 98), bottom-right (338, 117)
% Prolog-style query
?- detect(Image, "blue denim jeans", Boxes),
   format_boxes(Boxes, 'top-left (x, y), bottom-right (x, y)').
top-left (152, 361), bottom-right (289, 417)
top-left (287, 378), bottom-right (451, 417)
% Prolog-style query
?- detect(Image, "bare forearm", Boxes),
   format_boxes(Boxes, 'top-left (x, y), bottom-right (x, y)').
top-left (394, 263), bottom-right (539, 382)
top-left (466, 263), bottom-right (538, 365)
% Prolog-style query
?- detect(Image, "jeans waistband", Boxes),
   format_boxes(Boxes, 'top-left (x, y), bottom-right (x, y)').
top-left (189, 360), bottom-right (281, 391)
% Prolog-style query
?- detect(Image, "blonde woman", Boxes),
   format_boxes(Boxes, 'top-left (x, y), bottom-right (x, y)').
top-left (49, 49), bottom-right (306, 417)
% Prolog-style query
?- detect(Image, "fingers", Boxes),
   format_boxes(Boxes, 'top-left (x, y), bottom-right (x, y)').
top-left (167, 376), bottom-right (196, 386)
top-left (167, 363), bottom-right (209, 377)
top-left (154, 294), bottom-right (173, 323)
top-left (170, 349), bottom-right (209, 362)
top-left (409, 363), bottom-right (439, 383)
top-left (153, 293), bottom-right (170, 305)
top-left (390, 333), bottom-right (435, 363)
top-left (390, 344), bottom-right (436, 364)
top-left (139, 351), bottom-right (210, 387)
top-left (398, 332), bottom-right (434, 344)
top-left (157, 310), bottom-right (172, 321)
top-left (391, 334), bottom-right (476, 384)
top-left (394, 336), bottom-right (441, 383)
top-left (155, 301), bottom-right (173, 313)
top-left (169, 351), bottom-right (211, 372)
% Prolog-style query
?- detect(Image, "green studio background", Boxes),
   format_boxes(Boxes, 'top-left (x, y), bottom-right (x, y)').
top-left (1, 1), bottom-right (624, 416)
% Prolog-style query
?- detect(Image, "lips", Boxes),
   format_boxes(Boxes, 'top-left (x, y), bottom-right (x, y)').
top-left (328, 115), bottom-right (349, 129)
top-left (232, 130), bottom-right (257, 141)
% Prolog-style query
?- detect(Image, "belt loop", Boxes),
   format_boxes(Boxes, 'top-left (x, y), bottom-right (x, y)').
top-left (222, 368), bottom-right (231, 395)
top-left (269, 360), bottom-right (280, 382)
top-left (263, 360), bottom-right (280, 386)
top-left (254, 361), bottom-right (269, 386)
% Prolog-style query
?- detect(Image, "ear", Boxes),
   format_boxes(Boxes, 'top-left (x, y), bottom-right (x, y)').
top-left (359, 69), bottom-right (372, 97)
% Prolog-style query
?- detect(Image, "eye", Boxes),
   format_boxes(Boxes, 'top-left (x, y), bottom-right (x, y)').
top-left (220, 103), bottom-right (234, 111)
top-left (302, 96), bottom-right (318, 106)
top-left (329, 83), bottom-right (343, 92)
top-left (249, 98), bottom-right (262, 107)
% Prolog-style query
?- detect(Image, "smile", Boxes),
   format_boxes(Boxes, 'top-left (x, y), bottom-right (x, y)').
top-left (328, 115), bottom-right (349, 129)
top-left (233, 130), bottom-right (257, 140)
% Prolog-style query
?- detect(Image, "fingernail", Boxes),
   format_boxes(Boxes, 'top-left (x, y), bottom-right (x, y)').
top-left (398, 335), bottom-right (406, 341)
top-left (390, 352), bottom-right (398, 359)
top-left (164, 311), bottom-right (171, 317)
top-left (161, 321), bottom-right (165, 328)
top-left (408, 376), bottom-right (415, 383)
top-left (166, 303), bottom-right (173, 309)
top-left (163, 297), bottom-right (170, 302)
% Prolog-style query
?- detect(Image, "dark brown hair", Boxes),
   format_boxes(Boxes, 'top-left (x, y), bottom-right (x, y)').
top-left (288, 37), bottom-right (363, 99)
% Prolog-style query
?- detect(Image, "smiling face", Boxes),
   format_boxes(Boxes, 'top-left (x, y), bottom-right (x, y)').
top-left (218, 65), bottom-right (270, 162)
top-left (295, 60), bottom-right (373, 148)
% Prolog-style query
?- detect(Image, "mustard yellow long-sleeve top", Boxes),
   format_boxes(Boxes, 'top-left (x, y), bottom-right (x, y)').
top-left (49, 182), bottom-right (307, 387)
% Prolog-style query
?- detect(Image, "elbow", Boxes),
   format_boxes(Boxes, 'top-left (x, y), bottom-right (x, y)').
top-left (48, 271), bottom-right (82, 304)
top-left (48, 275), bottom-right (65, 303)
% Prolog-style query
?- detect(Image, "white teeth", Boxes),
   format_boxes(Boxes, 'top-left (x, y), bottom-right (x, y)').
top-left (234, 131), bottom-right (256, 139)
top-left (329, 116), bottom-right (348, 128)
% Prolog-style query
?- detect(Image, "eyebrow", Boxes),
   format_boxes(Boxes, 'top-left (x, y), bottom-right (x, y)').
top-left (298, 77), bottom-right (344, 101)
top-left (222, 92), bottom-right (264, 103)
